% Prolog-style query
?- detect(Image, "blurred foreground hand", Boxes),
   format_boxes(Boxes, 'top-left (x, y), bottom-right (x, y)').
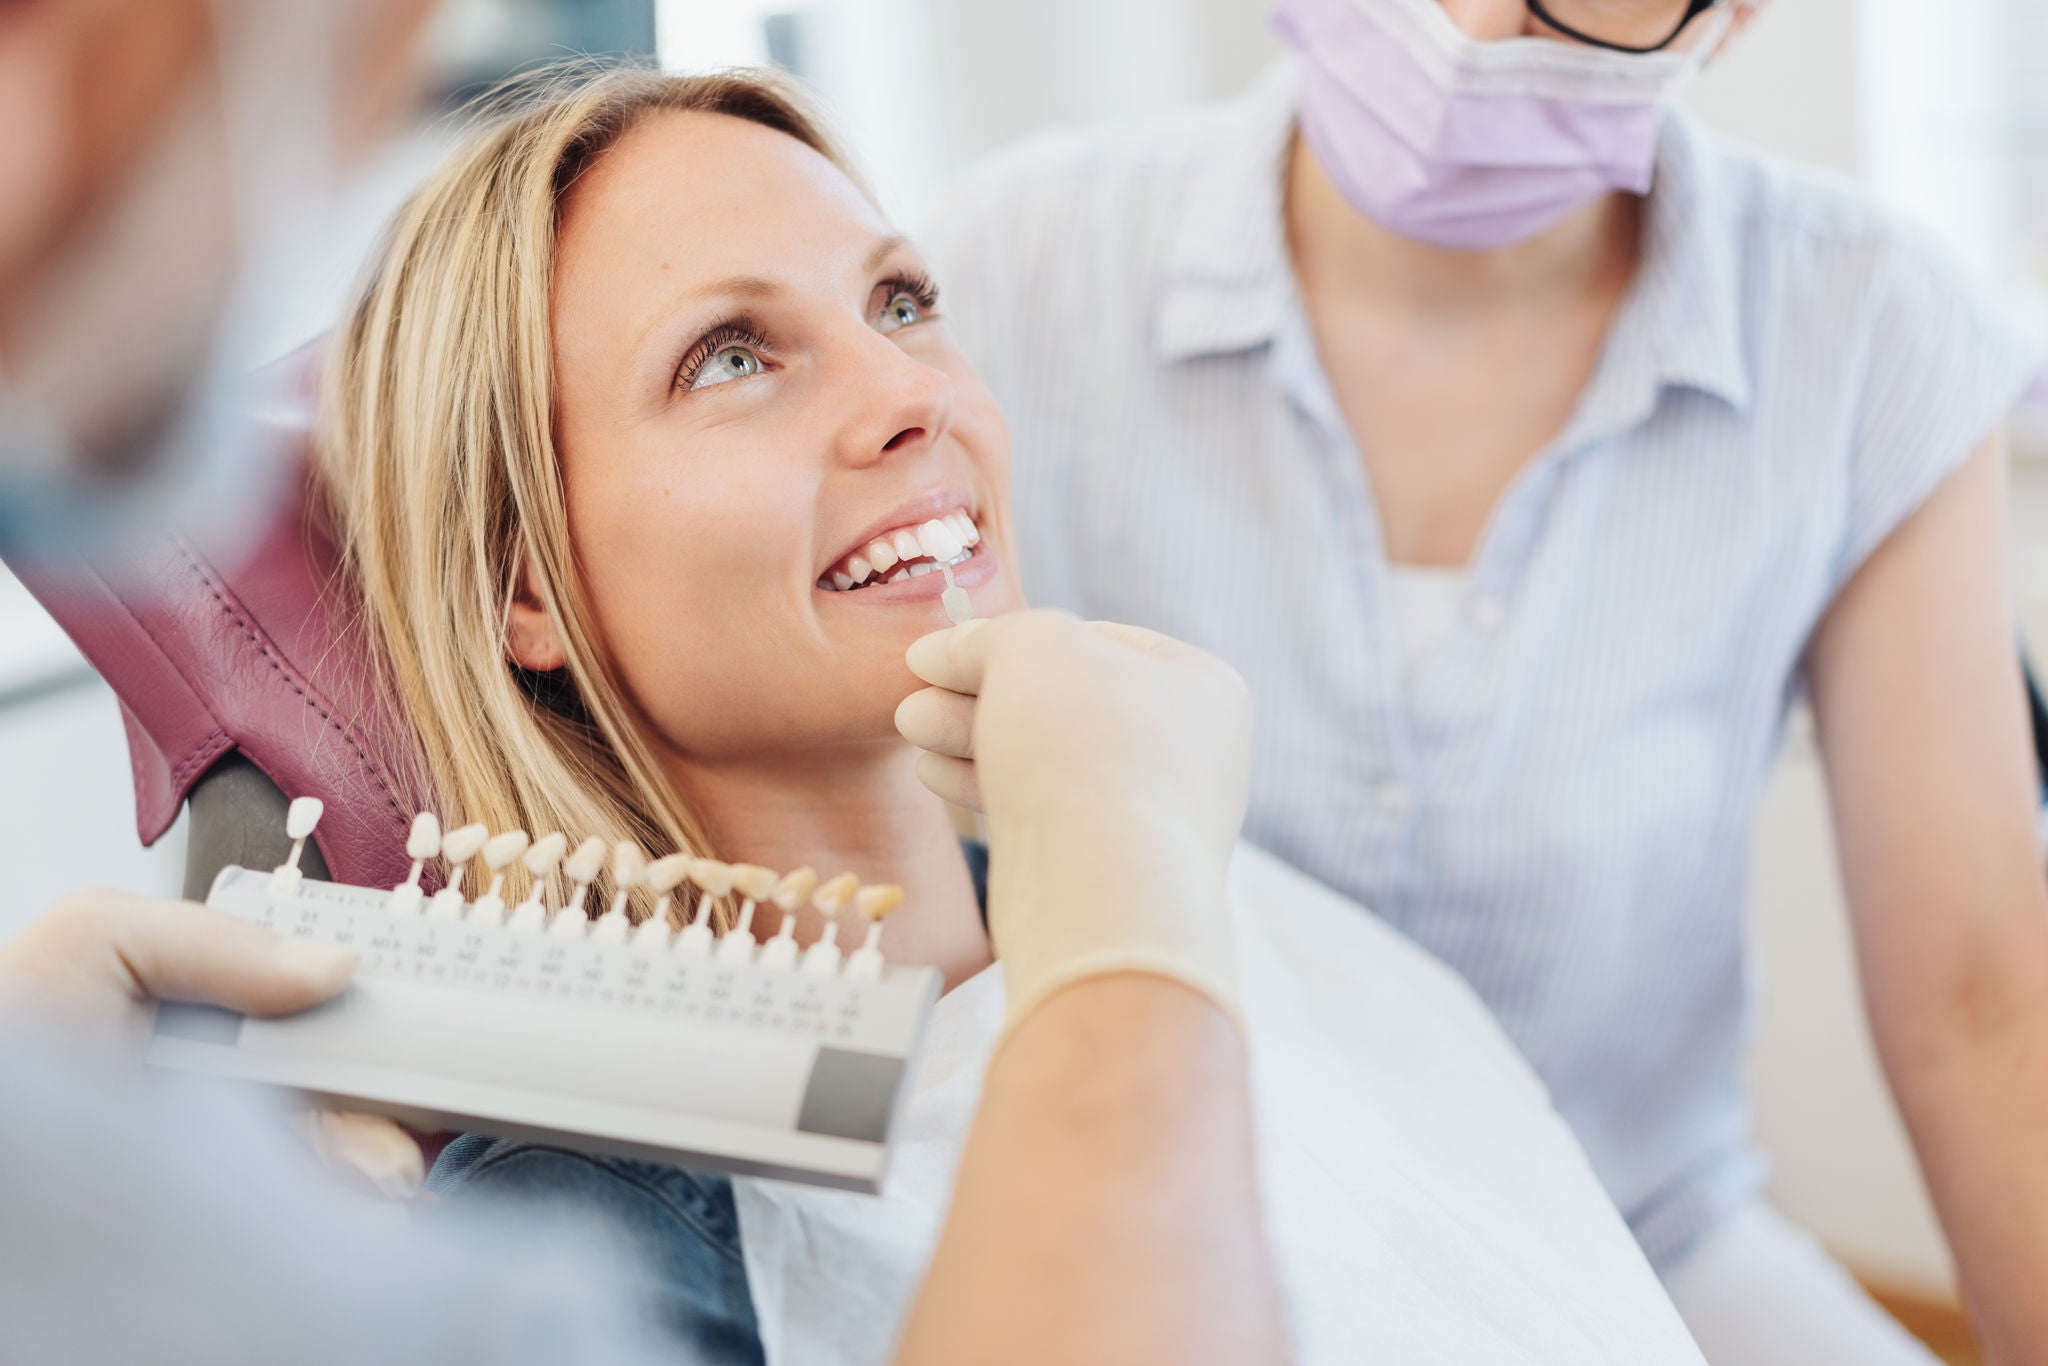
top-left (0, 889), bottom-right (423, 1197)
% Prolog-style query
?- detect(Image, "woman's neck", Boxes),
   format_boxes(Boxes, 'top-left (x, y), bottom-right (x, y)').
top-left (1282, 132), bottom-right (1641, 318)
top-left (664, 738), bottom-right (992, 990)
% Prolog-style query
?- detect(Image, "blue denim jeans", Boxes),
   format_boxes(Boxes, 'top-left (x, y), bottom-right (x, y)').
top-left (431, 1137), bottom-right (764, 1364)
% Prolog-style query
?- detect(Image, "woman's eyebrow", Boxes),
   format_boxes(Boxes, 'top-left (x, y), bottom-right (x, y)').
top-left (865, 235), bottom-right (911, 271)
top-left (686, 275), bottom-right (779, 302)
top-left (630, 275), bottom-right (780, 371)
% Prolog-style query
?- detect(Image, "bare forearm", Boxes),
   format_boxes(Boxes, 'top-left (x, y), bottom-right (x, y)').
top-left (1880, 979), bottom-right (2048, 1365)
top-left (893, 974), bottom-right (1289, 1366)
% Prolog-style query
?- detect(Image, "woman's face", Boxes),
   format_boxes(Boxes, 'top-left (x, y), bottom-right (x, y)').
top-left (527, 110), bottom-right (1024, 764)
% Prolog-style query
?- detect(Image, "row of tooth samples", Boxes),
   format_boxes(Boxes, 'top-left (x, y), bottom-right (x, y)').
top-left (268, 800), bottom-right (905, 981)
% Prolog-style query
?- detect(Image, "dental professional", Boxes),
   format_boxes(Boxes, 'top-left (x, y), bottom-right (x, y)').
top-left (0, 4), bottom-right (1283, 1361)
top-left (928, 0), bottom-right (2048, 1361)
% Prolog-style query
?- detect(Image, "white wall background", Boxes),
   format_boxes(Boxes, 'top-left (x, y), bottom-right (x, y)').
top-left (3, 0), bottom-right (2044, 1299)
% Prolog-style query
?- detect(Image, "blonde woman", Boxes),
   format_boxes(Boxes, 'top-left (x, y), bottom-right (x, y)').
top-left (320, 64), bottom-right (1706, 1365)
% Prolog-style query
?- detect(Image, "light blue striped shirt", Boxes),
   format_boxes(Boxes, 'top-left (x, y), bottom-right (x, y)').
top-left (926, 63), bottom-right (2043, 1269)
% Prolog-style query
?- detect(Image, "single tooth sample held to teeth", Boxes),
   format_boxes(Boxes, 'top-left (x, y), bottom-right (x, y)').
top-left (914, 517), bottom-right (975, 625)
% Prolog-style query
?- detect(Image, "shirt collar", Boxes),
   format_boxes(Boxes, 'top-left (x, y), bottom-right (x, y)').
top-left (1154, 63), bottom-right (1302, 363)
top-left (1154, 65), bottom-right (1754, 417)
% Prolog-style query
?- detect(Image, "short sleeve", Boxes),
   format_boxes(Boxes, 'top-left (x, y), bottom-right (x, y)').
top-left (1832, 224), bottom-right (2045, 590)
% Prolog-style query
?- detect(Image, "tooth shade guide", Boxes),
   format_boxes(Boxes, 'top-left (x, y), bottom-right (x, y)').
top-left (916, 518), bottom-right (962, 562)
top-left (564, 836), bottom-right (607, 885)
top-left (645, 854), bottom-right (693, 931)
top-left (758, 909), bottom-right (801, 971)
top-left (604, 841), bottom-right (647, 922)
top-left (729, 864), bottom-right (779, 902)
top-left (813, 872), bottom-right (859, 917)
top-left (186, 856), bottom-right (946, 1194)
top-left (801, 921), bottom-right (843, 976)
top-left (270, 795), bottom-right (326, 893)
top-left (716, 892), bottom-right (764, 966)
top-left (390, 810), bottom-right (442, 911)
top-left (473, 830), bottom-right (533, 916)
top-left (940, 562), bottom-right (972, 625)
top-left (772, 866), bottom-right (819, 913)
top-left (524, 832), bottom-right (570, 878)
top-left (405, 811), bottom-right (443, 861)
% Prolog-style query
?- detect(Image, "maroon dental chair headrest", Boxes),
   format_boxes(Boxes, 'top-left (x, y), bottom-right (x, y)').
top-left (8, 425), bottom-right (425, 897)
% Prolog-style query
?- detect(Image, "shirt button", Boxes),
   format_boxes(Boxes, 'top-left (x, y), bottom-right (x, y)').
top-left (1375, 780), bottom-right (1410, 818)
top-left (1469, 594), bottom-right (1506, 632)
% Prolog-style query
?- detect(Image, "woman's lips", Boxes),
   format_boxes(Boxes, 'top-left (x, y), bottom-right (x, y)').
top-left (816, 540), bottom-right (999, 606)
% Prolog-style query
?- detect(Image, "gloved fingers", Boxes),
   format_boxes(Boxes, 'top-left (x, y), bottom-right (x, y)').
top-left (1083, 619), bottom-right (1189, 659)
top-left (302, 1109), bottom-right (427, 1200)
top-left (907, 609), bottom-right (1088, 693)
top-left (905, 616), bottom-right (993, 693)
top-left (894, 685), bottom-right (976, 758)
top-left (42, 890), bottom-right (357, 1016)
top-left (914, 751), bottom-right (984, 812)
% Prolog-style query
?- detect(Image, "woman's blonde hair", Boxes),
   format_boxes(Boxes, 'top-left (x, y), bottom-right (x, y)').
top-left (319, 60), bottom-right (857, 918)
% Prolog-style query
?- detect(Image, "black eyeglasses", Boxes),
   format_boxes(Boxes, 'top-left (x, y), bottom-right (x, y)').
top-left (1523, 0), bottom-right (1725, 54)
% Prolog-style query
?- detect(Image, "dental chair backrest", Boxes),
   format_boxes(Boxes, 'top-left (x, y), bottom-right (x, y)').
top-left (8, 395), bottom-right (427, 900)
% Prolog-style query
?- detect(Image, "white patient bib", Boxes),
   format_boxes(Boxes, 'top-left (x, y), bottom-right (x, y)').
top-left (733, 845), bottom-right (1705, 1365)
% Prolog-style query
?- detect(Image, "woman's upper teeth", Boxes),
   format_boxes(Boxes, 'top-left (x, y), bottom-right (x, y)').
top-left (823, 510), bottom-right (981, 591)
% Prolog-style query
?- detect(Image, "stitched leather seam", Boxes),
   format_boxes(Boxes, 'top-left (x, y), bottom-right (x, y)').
top-left (170, 728), bottom-right (233, 790)
top-left (83, 559), bottom-right (227, 827)
top-left (170, 539), bottom-right (408, 828)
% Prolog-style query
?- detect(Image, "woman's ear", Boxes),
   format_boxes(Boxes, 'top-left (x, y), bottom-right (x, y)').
top-left (506, 550), bottom-right (570, 673)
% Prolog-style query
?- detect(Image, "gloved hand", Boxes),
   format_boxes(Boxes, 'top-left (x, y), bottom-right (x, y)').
top-left (896, 611), bottom-right (1252, 1033)
top-left (0, 888), bottom-right (426, 1198)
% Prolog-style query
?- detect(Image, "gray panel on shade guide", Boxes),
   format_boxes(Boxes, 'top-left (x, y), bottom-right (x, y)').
top-left (795, 1047), bottom-right (905, 1143)
top-left (154, 1002), bottom-right (246, 1046)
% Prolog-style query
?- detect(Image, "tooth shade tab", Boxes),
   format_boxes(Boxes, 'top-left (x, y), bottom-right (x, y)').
top-left (523, 832), bottom-right (569, 877)
top-left (688, 858), bottom-right (735, 896)
top-left (286, 797), bottom-right (325, 841)
top-left (865, 538), bottom-right (899, 572)
top-left (405, 812), bottom-right (443, 860)
top-left (481, 831), bottom-right (530, 871)
top-left (813, 872), bottom-right (859, 916)
top-left (564, 836), bottom-right (608, 885)
top-left (772, 866), bottom-right (818, 912)
top-left (645, 853), bottom-right (692, 896)
top-left (916, 519), bottom-right (963, 561)
top-left (441, 823), bottom-right (490, 866)
top-left (612, 841), bottom-right (647, 886)
top-left (473, 830), bottom-right (531, 913)
top-left (855, 884), bottom-right (905, 921)
top-left (730, 864), bottom-right (779, 902)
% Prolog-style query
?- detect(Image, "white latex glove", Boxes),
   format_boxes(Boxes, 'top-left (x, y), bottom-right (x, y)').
top-left (896, 611), bottom-right (1252, 1032)
top-left (0, 888), bottom-right (426, 1198)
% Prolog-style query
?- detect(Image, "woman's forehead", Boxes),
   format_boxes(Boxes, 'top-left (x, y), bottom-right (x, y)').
top-left (560, 108), bottom-right (887, 283)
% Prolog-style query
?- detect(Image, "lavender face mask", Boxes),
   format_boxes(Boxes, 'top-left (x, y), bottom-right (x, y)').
top-left (1271, 0), bottom-right (1728, 251)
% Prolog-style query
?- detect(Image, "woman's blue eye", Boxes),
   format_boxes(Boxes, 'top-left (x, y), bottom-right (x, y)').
top-left (690, 344), bottom-right (764, 390)
top-left (877, 292), bottom-right (925, 334)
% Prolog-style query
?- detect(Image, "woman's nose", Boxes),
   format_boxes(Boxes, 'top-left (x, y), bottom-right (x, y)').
top-left (833, 330), bottom-right (957, 470)
top-left (1439, 0), bottom-right (1532, 40)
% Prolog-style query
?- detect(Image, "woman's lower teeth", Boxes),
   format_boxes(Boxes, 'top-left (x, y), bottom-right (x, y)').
top-left (835, 548), bottom-right (970, 591)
